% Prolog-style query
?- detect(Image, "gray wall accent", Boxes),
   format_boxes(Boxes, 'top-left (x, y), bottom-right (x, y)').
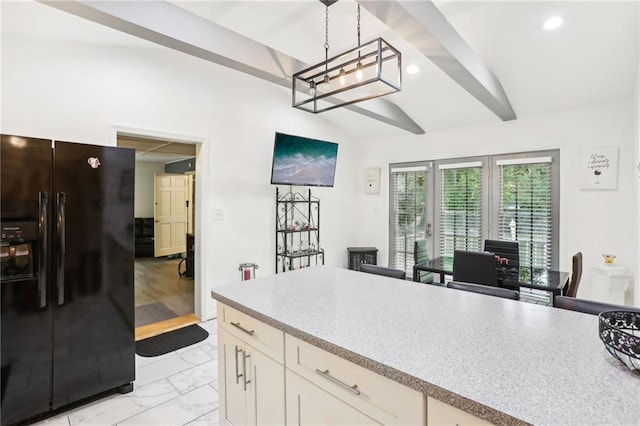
top-left (165, 157), bottom-right (196, 174)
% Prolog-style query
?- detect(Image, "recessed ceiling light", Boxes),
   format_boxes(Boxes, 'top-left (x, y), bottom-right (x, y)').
top-left (542, 16), bottom-right (563, 31)
top-left (406, 64), bottom-right (419, 75)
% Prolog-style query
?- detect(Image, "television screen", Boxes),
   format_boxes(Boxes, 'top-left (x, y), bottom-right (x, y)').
top-left (270, 132), bottom-right (338, 187)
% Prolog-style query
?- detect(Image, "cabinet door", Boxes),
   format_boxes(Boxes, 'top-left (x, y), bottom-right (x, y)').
top-left (286, 370), bottom-right (380, 425)
top-left (427, 397), bottom-right (493, 426)
top-left (246, 344), bottom-right (285, 425)
top-left (218, 328), bottom-right (247, 426)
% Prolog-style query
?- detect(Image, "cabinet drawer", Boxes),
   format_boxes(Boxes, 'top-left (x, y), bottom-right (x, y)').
top-left (286, 369), bottom-right (380, 425)
top-left (285, 334), bottom-right (425, 425)
top-left (218, 302), bottom-right (284, 363)
top-left (427, 397), bottom-right (493, 426)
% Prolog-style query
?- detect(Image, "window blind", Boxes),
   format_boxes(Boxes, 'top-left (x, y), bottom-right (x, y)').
top-left (389, 165), bottom-right (428, 275)
top-left (438, 163), bottom-right (483, 258)
top-left (498, 161), bottom-right (553, 268)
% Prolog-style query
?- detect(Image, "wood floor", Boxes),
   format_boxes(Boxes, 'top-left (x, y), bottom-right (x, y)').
top-left (135, 314), bottom-right (200, 341)
top-left (135, 256), bottom-right (195, 338)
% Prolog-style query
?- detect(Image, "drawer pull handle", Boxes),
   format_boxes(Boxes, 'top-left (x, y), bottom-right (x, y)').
top-left (315, 369), bottom-right (361, 396)
top-left (231, 321), bottom-right (255, 336)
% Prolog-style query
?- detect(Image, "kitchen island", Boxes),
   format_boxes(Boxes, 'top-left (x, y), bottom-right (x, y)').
top-left (211, 266), bottom-right (640, 425)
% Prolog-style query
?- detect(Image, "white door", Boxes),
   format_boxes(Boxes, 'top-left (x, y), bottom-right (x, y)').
top-left (186, 173), bottom-right (195, 235)
top-left (154, 173), bottom-right (188, 257)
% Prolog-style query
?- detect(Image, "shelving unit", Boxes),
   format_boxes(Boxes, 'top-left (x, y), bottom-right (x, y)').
top-left (275, 188), bottom-right (324, 273)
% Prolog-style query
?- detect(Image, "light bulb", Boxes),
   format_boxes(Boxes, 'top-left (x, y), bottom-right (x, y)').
top-left (309, 81), bottom-right (316, 97)
top-left (356, 62), bottom-right (363, 81)
top-left (318, 74), bottom-right (330, 93)
top-left (339, 68), bottom-right (346, 86)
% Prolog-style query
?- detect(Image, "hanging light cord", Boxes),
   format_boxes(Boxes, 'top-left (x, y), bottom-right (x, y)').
top-left (324, 5), bottom-right (329, 64)
top-left (357, 3), bottom-right (361, 48)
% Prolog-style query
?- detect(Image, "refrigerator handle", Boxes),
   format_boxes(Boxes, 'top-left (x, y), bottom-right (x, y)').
top-left (56, 192), bottom-right (66, 306)
top-left (38, 191), bottom-right (48, 308)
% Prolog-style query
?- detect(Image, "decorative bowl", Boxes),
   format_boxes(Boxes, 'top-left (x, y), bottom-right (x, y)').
top-left (598, 311), bottom-right (640, 371)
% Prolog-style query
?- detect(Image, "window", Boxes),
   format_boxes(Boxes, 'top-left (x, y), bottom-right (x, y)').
top-left (437, 161), bottom-right (486, 258)
top-left (492, 154), bottom-right (559, 269)
top-left (388, 163), bottom-right (431, 275)
top-left (390, 150), bottom-right (559, 271)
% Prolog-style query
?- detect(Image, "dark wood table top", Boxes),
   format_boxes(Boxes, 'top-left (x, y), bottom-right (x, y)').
top-left (413, 256), bottom-right (570, 295)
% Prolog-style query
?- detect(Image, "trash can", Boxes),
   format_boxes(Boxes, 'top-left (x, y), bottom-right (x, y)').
top-left (587, 264), bottom-right (631, 305)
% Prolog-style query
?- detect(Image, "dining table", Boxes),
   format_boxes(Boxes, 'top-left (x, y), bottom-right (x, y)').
top-left (413, 256), bottom-right (571, 300)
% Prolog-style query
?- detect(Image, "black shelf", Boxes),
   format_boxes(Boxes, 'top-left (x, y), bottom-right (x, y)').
top-left (275, 188), bottom-right (324, 273)
top-left (277, 249), bottom-right (325, 259)
top-left (277, 228), bottom-right (319, 234)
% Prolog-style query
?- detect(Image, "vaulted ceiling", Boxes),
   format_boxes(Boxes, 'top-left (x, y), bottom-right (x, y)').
top-left (3, 1), bottom-right (638, 140)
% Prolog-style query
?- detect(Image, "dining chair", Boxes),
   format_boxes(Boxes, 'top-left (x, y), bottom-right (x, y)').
top-left (553, 295), bottom-right (640, 315)
top-left (413, 239), bottom-right (434, 284)
top-left (483, 239), bottom-right (519, 267)
top-left (359, 264), bottom-right (406, 280)
top-left (447, 281), bottom-right (520, 300)
top-left (452, 250), bottom-right (499, 287)
top-left (565, 252), bottom-right (583, 297)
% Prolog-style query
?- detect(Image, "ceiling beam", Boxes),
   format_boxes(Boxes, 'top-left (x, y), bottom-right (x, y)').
top-left (39, 0), bottom-right (425, 135)
top-left (360, 0), bottom-right (517, 121)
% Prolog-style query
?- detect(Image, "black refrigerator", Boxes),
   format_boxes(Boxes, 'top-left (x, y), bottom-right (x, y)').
top-left (0, 134), bottom-right (135, 425)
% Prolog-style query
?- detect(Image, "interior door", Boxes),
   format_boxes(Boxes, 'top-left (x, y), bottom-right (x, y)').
top-left (186, 173), bottom-right (194, 235)
top-left (154, 173), bottom-right (188, 257)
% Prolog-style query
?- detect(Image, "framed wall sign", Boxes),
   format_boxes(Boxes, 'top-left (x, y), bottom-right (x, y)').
top-left (579, 146), bottom-right (618, 190)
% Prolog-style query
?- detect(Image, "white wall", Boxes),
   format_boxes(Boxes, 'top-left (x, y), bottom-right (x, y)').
top-left (1, 33), bottom-right (361, 319)
top-left (134, 161), bottom-right (165, 218)
top-left (356, 101), bottom-right (638, 306)
top-left (635, 6), bottom-right (640, 308)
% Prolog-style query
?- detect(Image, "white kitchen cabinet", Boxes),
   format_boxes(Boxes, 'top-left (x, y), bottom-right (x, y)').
top-left (218, 328), bottom-right (247, 425)
top-left (216, 302), bottom-right (493, 426)
top-left (286, 369), bottom-right (380, 425)
top-left (427, 397), bottom-right (493, 426)
top-left (217, 303), bottom-right (285, 426)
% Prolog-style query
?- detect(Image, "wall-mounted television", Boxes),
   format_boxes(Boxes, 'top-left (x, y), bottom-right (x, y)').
top-left (270, 132), bottom-right (338, 187)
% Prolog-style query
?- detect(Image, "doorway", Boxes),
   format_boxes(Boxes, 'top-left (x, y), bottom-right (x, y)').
top-left (117, 134), bottom-right (199, 339)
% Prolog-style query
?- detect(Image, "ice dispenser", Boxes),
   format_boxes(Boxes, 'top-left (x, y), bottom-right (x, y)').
top-left (1, 220), bottom-right (38, 280)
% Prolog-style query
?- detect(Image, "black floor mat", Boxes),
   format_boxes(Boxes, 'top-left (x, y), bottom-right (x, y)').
top-left (136, 324), bottom-right (209, 357)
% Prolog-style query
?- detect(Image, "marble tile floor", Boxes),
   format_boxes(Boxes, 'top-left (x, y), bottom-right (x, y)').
top-left (32, 320), bottom-right (220, 426)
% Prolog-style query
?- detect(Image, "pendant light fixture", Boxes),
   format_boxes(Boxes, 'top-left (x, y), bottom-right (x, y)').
top-left (292, 1), bottom-right (402, 114)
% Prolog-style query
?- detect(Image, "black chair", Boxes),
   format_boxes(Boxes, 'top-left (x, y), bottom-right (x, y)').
top-left (359, 264), bottom-right (406, 280)
top-left (565, 252), bottom-right (583, 298)
top-left (413, 239), bottom-right (434, 284)
top-left (553, 296), bottom-right (640, 315)
top-left (134, 218), bottom-right (154, 258)
top-left (484, 239), bottom-right (519, 267)
top-left (452, 250), bottom-right (498, 287)
top-left (447, 281), bottom-right (520, 300)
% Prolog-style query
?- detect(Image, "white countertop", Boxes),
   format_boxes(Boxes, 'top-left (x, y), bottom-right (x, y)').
top-left (211, 266), bottom-right (640, 425)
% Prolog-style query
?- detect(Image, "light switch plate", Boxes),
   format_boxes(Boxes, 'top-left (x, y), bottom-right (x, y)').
top-left (365, 167), bottom-right (381, 194)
